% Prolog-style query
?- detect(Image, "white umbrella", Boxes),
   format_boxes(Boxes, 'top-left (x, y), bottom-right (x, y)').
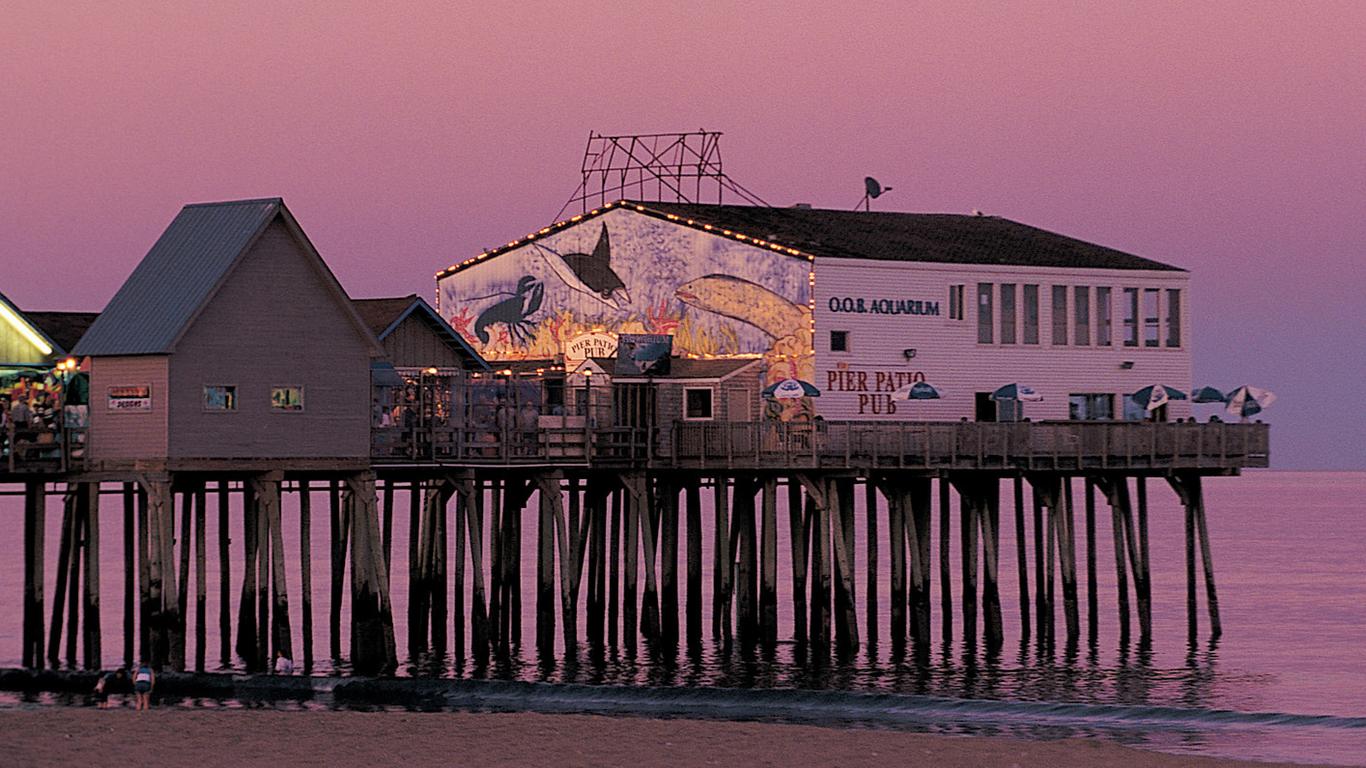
top-left (892, 381), bottom-right (945, 401)
top-left (1225, 385), bottom-right (1275, 420)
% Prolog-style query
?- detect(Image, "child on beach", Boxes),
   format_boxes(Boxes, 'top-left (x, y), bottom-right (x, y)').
top-left (93, 668), bottom-right (126, 709)
top-left (274, 650), bottom-right (295, 675)
top-left (132, 663), bottom-right (154, 710)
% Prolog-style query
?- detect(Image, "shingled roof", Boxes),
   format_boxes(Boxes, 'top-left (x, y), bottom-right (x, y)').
top-left (351, 294), bottom-right (489, 369)
top-left (635, 201), bottom-right (1182, 272)
top-left (26, 312), bottom-right (99, 354)
top-left (75, 198), bottom-right (381, 357)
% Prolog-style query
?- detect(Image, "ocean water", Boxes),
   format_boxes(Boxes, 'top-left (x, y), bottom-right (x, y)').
top-left (2, 470), bottom-right (1364, 765)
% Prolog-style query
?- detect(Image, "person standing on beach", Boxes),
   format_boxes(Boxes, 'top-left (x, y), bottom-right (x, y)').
top-left (274, 650), bottom-right (294, 675)
top-left (132, 663), bottom-right (154, 710)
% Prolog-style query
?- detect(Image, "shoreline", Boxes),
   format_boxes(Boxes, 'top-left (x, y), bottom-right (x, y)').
top-left (1, 668), bottom-right (1360, 766)
top-left (0, 708), bottom-right (1337, 768)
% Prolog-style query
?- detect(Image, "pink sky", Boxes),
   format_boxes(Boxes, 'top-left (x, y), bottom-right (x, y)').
top-left (2, 2), bottom-right (1361, 468)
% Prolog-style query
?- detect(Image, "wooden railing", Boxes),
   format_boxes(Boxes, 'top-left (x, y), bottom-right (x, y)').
top-left (667, 420), bottom-right (1270, 471)
top-left (5, 424), bottom-right (85, 474)
top-left (371, 420), bottom-right (1269, 472)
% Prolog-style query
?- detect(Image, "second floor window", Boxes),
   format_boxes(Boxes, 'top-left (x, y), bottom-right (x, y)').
top-left (1166, 289), bottom-right (1182, 347)
top-left (1144, 288), bottom-right (1161, 347)
top-left (1022, 284), bottom-right (1039, 344)
top-left (1051, 285), bottom-right (1068, 345)
top-left (1073, 286), bottom-right (1091, 346)
top-left (977, 283), bottom-right (993, 343)
top-left (1000, 283), bottom-right (1016, 344)
top-left (1123, 287), bottom-right (1140, 346)
top-left (1096, 287), bottom-right (1113, 346)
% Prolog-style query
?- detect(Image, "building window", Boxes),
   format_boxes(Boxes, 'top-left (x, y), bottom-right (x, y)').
top-left (1166, 289), bottom-right (1182, 347)
top-left (1144, 288), bottom-right (1160, 347)
top-left (830, 330), bottom-right (849, 353)
top-left (1051, 285), bottom-right (1068, 345)
top-left (684, 388), bottom-right (713, 420)
top-left (1069, 393), bottom-right (1114, 421)
top-left (1123, 288), bottom-right (1139, 346)
top-left (1096, 287), bottom-right (1113, 346)
top-left (271, 386), bottom-right (304, 411)
top-left (1022, 284), bottom-right (1039, 344)
top-left (1073, 286), bottom-right (1091, 346)
top-left (976, 283), bottom-right (993, 343)
top-left (203, 385), bottom-right (236, 411)
top-left (1123, 393), bottom-right (1148, 421)
top-left (999, 283), bottom-right (1016, 344)
top-left (948, 284), bottom-right (965, 320)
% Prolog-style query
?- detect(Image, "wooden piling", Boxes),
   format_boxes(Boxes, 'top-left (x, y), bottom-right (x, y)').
top-left (1097, 476), bottom-right (1132, 639)
top-left (136, 484), bottom-right (150, 664)
top-left (261, 475), bottom-right (292, 664)
top-left (537, 476), bottom-right (556, 655)
top-left (711, 476), bottom-right (729, 641)
top-left (82, 483), bottom-right (101, 670)
top-left (328, 479), bottom-right (345, 662)
top-left (938, 478), bottom-right (952, 644)
top-left (545, 475), bottom-right (579, 654)
top-left (408, 479), bottom-right (424, 658)
top-left (1084, 478), bottom-right (1098, 644)
top-left (1032, 484), bottom-right (1047, 644)
top-left (299, 480), bottom-right (314, 671)
top-left (636, 476), bottom-right (661, 642)
top-left (624, 476), bottom-right (640, 654)
top-left (65, 498), bottom-right (82, 668)
top-left (658, 481), bottom-right (680, 649)
top-left (48, 489), bottom-right (75, 667)
top-left (810, 481), bottom-right (831, 650)
top-left (462, 478), bottom-right (490, 659)
top-left (1193, 480), bottom-right (1222, 637)
top-left (979, 480), bottom-right (1003, 650)
top-left (733, 477), bottom-right (759, 645)
top-left (608, 487), bottom-right (621, 648)
top-left (787, 479), bottom-right (809, 648)
top-left (958, 479), bottom-right (978, 645)
top-left (1057, 477), bottom-right (1080, 643)
top-left (1013, 477), bottom-right (1030, 642)
top-left (832, 478), bottom-right (857, 654)
top-left (863, 479), bottom-right (878, 653)
top-left (1135, 476), bottom-right (1153, 637)
top-left (124, 483), bottom-right (136, 668)
top-left (910, 478), bottom-right (933, 648)
top-left (685, 481), bottom-right (702, 649)
top-left (193, 483), bottom-right (206, 672)
top-left (217, 481), bottom-right (230, 667)
top-left (887, 480), bottom-right (907, 649)
top-left (346, 472), bottom-right (397, 675)
top-left (760, 477), bottom-right (778, 648)
top-left (453, 478), bottom-right (467, 663)
top-left (382, 478), bottom-right (394, 578)
top-left (177, 487), bottom-right (193, 666)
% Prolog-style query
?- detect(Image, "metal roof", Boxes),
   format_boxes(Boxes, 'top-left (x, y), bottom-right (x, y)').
top-left (74, 198), bottom-right (282, 356)
top-left (351, 294), bottom-right (490, 370)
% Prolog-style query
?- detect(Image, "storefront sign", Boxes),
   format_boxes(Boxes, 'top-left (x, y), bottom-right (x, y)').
top-left (827, 369), bottom-right (927, 415)
top-left (616, 334), bottom-right (672, 376)
top-left (827, 297), bottom-right (940, 316)
top-left (563, 332), bottom-right (618, 367)
top-left (108, 385), bottom-right (152, 412)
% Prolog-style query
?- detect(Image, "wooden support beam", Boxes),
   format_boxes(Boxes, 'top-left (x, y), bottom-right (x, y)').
top-left (863, 478), bottom-right (878, 654)
top-left (82, 483), bottom-right (102, 671)
top-left (608, 487), bottom-right (621, 649)
top-left (49, 488), bottom-right (76, 667)
top-left (136, 484), bottom-right (150, 665)
top-left (177, 487), bottom-right (193, 669)
top-left (786, 479), bottom-right (809, 649)
top-left (711, 476), bottom-right (730, 641)
top-left (886, 480), bottom-right (907, 650)
top-left (193, 483), bottom-right (206, 672)
top-left (461, 477), bottom-right (490, 661)
top-left (956, 478), bottom-right (978, 645)
top-left (546, 474), bottom-right (580, 654)
top-left (258, 475), bottom-right (292, 666)
top-left (328, 480), bottom-right (345, 662)
top-left (453, 478), bottom-right (467, 664)
top-left (1168, 473), bottom-right (1221, 638)
top-left (255, 478), bottom-right (270, 672)
top-left (217, 481), bottom-right (230, 668)
top-left (732, 476), bottom-right (758, 646)
top-left (1057, 477), bottom-right (1080, 644)
top-left (979, 480), bottom-right (1004, 651)
top-left (22, 483), bottom-right (45, 667)
top-left (237, 480), bottom-right (261, 670)
top-left (537, 475), bottom-right (556, 656)
top-left (346, 472), bottom-right (396, 675)
top-left (125, 483), bottom-right (136, 669)
top-left (832, 478), bottom-right (857, 655)
top-left (624, 475), bottom-right (640, 655)
top-left (938, 478), bottom-right (952, 645)
top-left (661, 480), bottom-right (681, 649)
top-left (910, 478), bottom-right (933, 650)
top-left (140, 477), bottom-right (173, 669)
top-left (382, 479), bottom-right (394, 579)
top-left (760, 477), bottom-right (778, 648)
top-left (1135, 476), bottom-right (1153, 637)
top-left (1094, 475), bottom-right (1133, 641)
top-left (1085, 478), bottom-right (1098, 644)
top-left (1032, 483), bottom-right (1047, 646)
top-left (65, 497), bottom-right (82, 668)
top-left (806, 479), bottom-right (830, 651)
top-left (299, 480), bottom-right (314, 672)
top-left (635, 475), bottom-right (661, 643)
top-left (685, 481), bottom-right (702, 650)
top-left (408, 479), bottom-right (425, 658)
top-left (1013, 477), bottom-right (1030, 642)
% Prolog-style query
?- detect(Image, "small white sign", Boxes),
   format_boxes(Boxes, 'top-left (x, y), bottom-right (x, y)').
top-left (108, 385), bottom-right (152, 412)
top-left (564, 332), bottom-right (617, 367)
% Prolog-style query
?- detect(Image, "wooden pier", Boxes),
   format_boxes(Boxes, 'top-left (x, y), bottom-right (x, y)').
top-left (10, 420), bottom-right (1266, 675)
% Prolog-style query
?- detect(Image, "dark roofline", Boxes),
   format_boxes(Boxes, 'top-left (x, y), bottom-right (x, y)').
top-left (183, 196), bottom-right (285, 209)
top-left (368, 295), bottom-right (491, 371)
top-left (437, 199), bottom-right (1182, 279)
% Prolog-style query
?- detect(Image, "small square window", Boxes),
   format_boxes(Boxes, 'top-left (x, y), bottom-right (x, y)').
top-left (204, 385), bottom-right (236, 411)
top-left (830, 330), bottom-right (849, 353)
top-left (684, 388), bottom-right (713, 420)
top-left (271, 386), bottom-right (304, 411)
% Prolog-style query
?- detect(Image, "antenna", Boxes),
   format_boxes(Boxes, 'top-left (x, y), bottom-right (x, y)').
top-left (857, 176), bottom-right (894, 211)
top-left (555, 130), bottom-right (769, 219)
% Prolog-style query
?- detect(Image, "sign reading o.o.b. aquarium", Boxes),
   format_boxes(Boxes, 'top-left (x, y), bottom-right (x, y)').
top-left (827, 296), bottom-right (940, 316)
top-left (107, 385), bottom-right (152, 412)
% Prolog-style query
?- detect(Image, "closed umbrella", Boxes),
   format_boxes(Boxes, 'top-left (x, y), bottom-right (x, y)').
top-left (1191, 386), bottom-right (1227, 404)
top-left (763, 378), bottom-right (821, 399)
top-left (991, 383), bottom-right (1043, 402)
top-left (1225, 385), bottom-right (1275, 420)
top-left (1131, 384), bottom-right (1187, 412)
top-left (892, 381), bottom-right (944, 401)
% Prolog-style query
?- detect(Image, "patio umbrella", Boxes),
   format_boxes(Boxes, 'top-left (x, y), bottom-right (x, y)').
top-left (892, 381), bottom-right (945, 401)
top-left (1225, 385), bottom-right (1275, 419)
top-left (762, 378), bottom-right (821, 399)
top-left (1131, 384), bottom-right (1188, 412)
top-left (991, 383), bottom-right (1043, 402)
top-left (1190, 386), bottom-right (1227, 404)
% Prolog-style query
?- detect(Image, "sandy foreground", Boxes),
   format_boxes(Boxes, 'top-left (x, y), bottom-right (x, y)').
top-left (0, 708), bottom-right (1331, 768)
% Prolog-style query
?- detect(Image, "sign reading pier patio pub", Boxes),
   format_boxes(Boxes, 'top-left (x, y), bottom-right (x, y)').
top-left (827, 296), bottom-right (940, 316)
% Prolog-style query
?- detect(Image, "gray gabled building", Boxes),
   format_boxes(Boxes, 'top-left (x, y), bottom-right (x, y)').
top-left (74, 198), bottom-right (383, 468)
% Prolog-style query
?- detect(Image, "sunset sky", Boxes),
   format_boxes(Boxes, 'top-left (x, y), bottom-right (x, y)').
top-left (2, 2), bottom-right (1361, 468)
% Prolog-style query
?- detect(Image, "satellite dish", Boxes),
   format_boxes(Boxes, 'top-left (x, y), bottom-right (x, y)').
top-left (859, 176), bottom-right (895, 210)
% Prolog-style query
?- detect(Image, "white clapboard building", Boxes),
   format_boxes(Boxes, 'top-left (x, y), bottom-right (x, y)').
top-left (436, 200), bottom-right (1189, 423)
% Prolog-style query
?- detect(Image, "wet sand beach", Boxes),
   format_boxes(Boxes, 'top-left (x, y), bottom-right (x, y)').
top-left (0, 709), bottom-right (1331, 768)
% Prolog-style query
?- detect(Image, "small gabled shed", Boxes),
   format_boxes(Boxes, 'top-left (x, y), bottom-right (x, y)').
top-left (352, 294), bottom-right (488, 371)
top-left (74, 198), bottom-right (383, 466)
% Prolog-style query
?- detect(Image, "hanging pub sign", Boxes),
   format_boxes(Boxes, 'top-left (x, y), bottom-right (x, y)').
top-left (615, 333), bottom-right (672, 376)
top-left (563, 332), bottom-right (618, 368)
top-left (107, 385), bottom-right (152, 411)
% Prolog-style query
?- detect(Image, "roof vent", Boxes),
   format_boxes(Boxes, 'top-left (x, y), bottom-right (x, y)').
top-left (972, 209), bottom-right (984, 216)
top-left (790, 203), bottom-right (812, 209)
